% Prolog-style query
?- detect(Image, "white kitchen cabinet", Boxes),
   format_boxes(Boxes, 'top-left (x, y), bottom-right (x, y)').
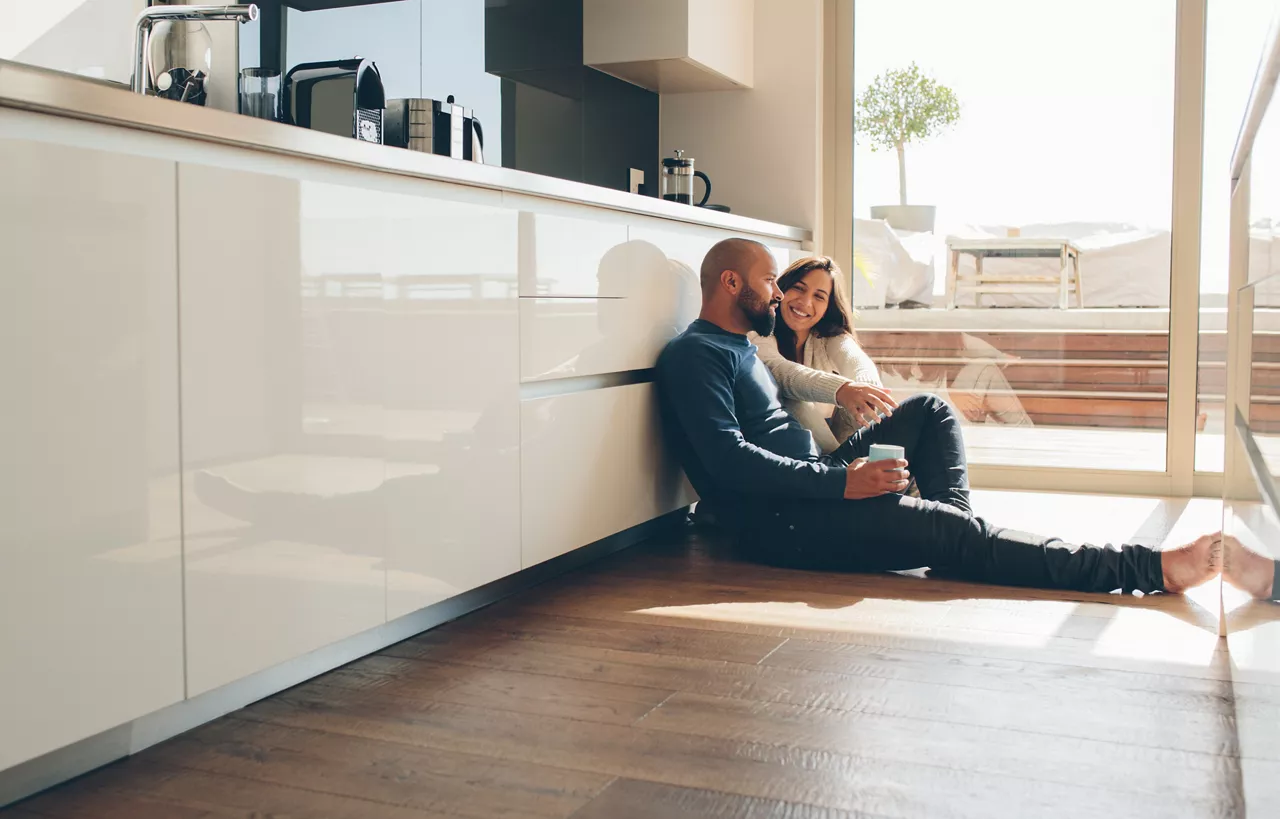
top-left (382, 186), bottom-right (521, 621)
top-left (0, 127), bottom-right (184, 769)
top-left (521, 383), bottom-right (695, 568)
top-left (178, 161), bottom-right (388, 696)
top-left (519, 292), bottom-right (699, 381)
top-left (519, 219), bottom-right (703, 381)
top-left (178, 158), bottom-right (522, 679)
top-left (516, 208), bottom-right (630, 298)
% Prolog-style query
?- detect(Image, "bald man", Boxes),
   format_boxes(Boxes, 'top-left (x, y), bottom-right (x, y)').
top-left (656, 238), bottom-right (1220, 594)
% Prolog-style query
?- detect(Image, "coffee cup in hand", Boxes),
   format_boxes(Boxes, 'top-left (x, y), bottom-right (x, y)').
top-left (868, 444), bottom-right (905, 463)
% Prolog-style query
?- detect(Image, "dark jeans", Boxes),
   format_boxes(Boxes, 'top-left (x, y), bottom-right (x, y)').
top-left (733, 394), bottom-right (1165, 594)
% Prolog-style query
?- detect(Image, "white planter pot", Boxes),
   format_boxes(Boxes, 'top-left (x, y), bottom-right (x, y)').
top-left (870, 205), bottom-right (937, 234)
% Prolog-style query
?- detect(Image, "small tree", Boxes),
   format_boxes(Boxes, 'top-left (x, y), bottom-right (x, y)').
top-left (856, 63), bottom-right (960, 206)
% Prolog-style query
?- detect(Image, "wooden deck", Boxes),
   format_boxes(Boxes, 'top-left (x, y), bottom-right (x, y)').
top-left (3, 491), bottom-right (1269, 818)
top-left (860, 328), bottom-right (1280, 431)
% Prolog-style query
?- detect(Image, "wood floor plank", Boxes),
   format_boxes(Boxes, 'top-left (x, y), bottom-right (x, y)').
top-left (636, 692), bottom-right (1241, 809)
top-left (151, 716), bottom-right (612, 819)
top-left (234, 678), bottom-right (1237, 817)
top-left (385, 610), bottom-right (787, 666)
top-left (569, 777), bottom-right (877, 819)
top-left (761, 637), bottom-right (1234, 707)
top-left (446, 636), bottom-right (1235, 753)
top-left (506, 585), bottom-right (1231, 680)
top-left (428, 606), bottom-right (1232, 707)
top-left (308, 653), bottom-right (673, 726)
top-left (547, 541), bottom-right (1205, 616)
top-left (12, 759), bottom-right (448, 819)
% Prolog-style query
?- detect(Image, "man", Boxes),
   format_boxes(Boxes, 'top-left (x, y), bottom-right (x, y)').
top-left (656, 238), bottom-right (1219, 594)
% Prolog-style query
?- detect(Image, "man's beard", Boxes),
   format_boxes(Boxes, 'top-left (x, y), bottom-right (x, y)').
top-left (739, 289), bottom-right (779, 336)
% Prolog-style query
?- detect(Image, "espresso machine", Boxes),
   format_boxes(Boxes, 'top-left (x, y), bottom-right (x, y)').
top-left (284, 58), bottom-right (387, 144)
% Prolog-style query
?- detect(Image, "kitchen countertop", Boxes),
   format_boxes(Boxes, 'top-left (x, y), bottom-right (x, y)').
top-left (0, 60), bottom-right (810, 244)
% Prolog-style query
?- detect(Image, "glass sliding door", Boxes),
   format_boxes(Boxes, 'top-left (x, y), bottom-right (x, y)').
top-left (852, 0), bottom-right (1176, 473)
top-left (1196, 0), bottom-right (1280, 475)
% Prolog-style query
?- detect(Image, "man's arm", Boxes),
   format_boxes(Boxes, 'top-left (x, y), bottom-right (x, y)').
top-left (659, 342), bottom-right (847, 499)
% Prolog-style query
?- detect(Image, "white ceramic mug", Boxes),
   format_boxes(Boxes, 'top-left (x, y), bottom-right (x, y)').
top-left (867, 443), bottom-right (905, 462)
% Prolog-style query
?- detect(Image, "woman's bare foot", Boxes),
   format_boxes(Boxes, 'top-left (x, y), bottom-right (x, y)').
top-left (1223, 534), bottom-right (1276, 600)
top-left (1161, 533), bottom-right (1223, 593)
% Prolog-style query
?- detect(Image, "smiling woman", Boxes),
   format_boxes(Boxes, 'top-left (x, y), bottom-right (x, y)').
top-left (751, 256), bottom-right (884, 454)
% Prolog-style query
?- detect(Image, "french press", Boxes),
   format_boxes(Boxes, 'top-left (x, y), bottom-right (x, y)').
top-left (660, 149), bottom-right (711, 206)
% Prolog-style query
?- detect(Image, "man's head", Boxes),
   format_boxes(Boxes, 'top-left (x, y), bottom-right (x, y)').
top-left (698, 238), bottom-right (781, 336)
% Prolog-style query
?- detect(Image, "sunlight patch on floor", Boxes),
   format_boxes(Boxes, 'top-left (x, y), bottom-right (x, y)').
top-left (1088, 605), bottom-right (1223, 668)
top-left (631, 597), bottom-right (1083, 649)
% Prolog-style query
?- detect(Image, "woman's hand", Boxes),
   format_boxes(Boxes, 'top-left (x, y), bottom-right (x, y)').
top-left (843, 457), bottom-right (911, 500)
top-left (835, 383), bottom-right (898, 428)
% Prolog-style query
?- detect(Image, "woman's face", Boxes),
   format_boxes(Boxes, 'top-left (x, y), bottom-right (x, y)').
top-left (779, 267), bottom-right (833, 335)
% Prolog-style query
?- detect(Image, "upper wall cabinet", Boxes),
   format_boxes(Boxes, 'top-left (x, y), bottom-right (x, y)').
top-left (583, 0), bottom-right (753, 93)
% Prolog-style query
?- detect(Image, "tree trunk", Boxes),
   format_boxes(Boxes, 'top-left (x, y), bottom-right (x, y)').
top-left (896, 142), bottom-right (907, 206)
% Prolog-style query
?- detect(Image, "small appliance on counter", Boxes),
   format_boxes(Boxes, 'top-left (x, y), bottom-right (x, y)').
top-left (284, 58), bottom-right (385, 144)
top-left (385, 95), bottom-right (484, 163)
top-left (660, 149), bottom-right (712, 207)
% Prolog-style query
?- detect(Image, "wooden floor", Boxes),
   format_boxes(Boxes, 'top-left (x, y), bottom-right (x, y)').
top-left (4, 492), bottom-right (1276, 818)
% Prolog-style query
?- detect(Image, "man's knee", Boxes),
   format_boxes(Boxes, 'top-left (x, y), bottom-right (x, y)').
top-left (899, 392), bottom-right (954, 419)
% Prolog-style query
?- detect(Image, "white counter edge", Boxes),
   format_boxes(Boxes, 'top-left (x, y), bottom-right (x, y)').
top-left (0, 60), bottom-right (810, 244)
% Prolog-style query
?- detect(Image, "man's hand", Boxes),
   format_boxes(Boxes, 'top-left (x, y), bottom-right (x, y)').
top-left (844, 457), bottom-right (910, 500)
top-left (835, 383), bottom-right (898, 428)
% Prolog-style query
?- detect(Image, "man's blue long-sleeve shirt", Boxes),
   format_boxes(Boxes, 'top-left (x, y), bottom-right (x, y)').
top-left (656, 319), bottom-right (847, 502)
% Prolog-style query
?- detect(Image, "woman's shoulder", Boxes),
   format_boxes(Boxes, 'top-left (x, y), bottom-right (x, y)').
top-left (747, 331), bottom-right (781, 351)
top-left (817, 331), bottom-right (863, 355)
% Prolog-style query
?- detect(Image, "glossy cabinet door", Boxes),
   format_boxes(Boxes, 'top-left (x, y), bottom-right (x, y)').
top-left (515, 205), bottom-right (631, 298)
top-left (0, 125), bottom-right (184, 769)
top-left (521, 383), bottom-right (695, 567)
top-left (178, 161), bottom-right (388, 695)
top-left (518, 218), bottom-right (703, 382)
top-left (382, 181), bottom-right (521, 620)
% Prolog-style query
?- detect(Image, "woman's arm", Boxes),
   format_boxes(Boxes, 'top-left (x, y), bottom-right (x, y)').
top-left (750, 332), bottom-right (849, 403)
top-left (827, 335), bottom-right (883, 387)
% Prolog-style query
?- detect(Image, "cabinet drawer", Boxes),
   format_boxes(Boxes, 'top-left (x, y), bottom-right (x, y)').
top-left (520, 256), bottom-right (701, 381)
top-left (518, 211), bottom-right (630, 297)
top-left (520, 298), bottom-right (696, 381)
top-left (520, 383), bottom-right (696, 567)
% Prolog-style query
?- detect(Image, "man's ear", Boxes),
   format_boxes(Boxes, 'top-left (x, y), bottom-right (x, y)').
top-left (720, 268), bottom-right (740, 294)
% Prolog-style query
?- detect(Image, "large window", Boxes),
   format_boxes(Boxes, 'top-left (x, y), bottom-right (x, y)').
top-left (1195, 0), bottom-right (1280, 475)
top-left (853, 0), bottom-right (1177, 472)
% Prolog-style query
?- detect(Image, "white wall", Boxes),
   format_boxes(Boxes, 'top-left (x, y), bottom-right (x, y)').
top-left (2, 0), bottom-right (145, 83)
top-left (659, 0), bottom-right (824, 232)
top-left (3, 0), bottom-right (240, 110)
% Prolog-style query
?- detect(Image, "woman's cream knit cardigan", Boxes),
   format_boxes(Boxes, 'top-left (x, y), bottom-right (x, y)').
top-left (749, 331), bottom-right (883, 454)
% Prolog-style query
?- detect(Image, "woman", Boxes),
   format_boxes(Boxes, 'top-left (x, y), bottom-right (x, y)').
top-left (750, 256), bottom-right (891, 453)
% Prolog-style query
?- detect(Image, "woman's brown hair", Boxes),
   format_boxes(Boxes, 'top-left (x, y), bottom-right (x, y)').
top-left (772, 255), bottom-right (857, 362)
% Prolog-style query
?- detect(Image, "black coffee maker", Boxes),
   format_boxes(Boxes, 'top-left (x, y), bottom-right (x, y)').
top-left (284, 57), bottom-right (385, 144)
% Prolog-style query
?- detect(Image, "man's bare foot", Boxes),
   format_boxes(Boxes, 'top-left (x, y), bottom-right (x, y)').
top-left (1161, 533), bottom-right (1223, 593)
top-left (1223, 534), bottom-right (1276, 600)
